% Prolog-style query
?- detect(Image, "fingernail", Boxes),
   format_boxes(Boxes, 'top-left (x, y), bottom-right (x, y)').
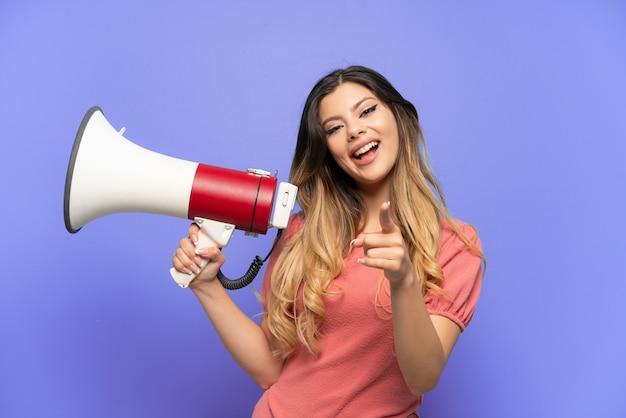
top-left (349, 239), bottom-right (355, 247)
top-left (195, 248), bottom-right (208, 256)
top-left (357, 258), bottom-right (365, 264)
top-left (191, 234), bottom-right (199, 245)
top-left (193, 256), bottom-right (203, 266)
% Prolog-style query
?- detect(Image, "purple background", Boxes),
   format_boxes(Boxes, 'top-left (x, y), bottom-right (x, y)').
top-left (1, 1), bottom-right (625, 417)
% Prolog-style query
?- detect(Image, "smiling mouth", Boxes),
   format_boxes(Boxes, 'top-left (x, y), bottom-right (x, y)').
top-left (353, 141), bottom-right (380, 159)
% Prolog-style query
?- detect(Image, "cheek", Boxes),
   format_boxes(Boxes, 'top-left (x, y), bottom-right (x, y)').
top-left (388, 121), bottom-right (401, 150)
top-left (326, 146), bottom-right (352, 172)
top-left (374, 111), bottom-right (397, 136)
top-left (386, 114), bottom-right (399, 136)
top-left (326, 141), bottom-right (346, 161)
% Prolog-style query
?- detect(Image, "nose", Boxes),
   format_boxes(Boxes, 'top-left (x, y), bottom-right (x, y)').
top-left (348, 121), bottom-right (366, 141)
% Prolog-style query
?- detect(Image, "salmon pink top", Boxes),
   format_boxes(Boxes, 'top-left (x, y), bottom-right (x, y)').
top-left (253, 213), bottom-right (483, 418)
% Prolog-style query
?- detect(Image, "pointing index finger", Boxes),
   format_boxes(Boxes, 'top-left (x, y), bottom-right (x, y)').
top-left (379, 201), bottom-right (396, 233)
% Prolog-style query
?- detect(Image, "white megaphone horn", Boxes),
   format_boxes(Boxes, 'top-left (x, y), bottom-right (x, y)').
top-left (64, 106), bottom-right (297, 289)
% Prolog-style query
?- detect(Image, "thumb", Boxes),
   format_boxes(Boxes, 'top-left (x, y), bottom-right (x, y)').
top-left (350, 234), bottom-right (365, 248)
top-left (379, 201), bottom-right (396, 233)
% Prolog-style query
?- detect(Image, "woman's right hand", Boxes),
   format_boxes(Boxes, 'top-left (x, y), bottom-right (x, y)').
top-left (171, 223), bottom-right (226, 286)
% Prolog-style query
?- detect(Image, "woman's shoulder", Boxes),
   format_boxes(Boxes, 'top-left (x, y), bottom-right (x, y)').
top-left (438, 217), bottom-right (482, 263)
top-left (440, 217), bottom-right (480, 246)
top-left (285, 211), bottom-right (305, 235)
top-left (289, 211), bottom-right (305, 225)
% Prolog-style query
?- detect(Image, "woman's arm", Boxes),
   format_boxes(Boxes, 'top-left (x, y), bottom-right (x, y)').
top-left (388, 276), bottom-right (459, 395)
top-left (172, 225), bottom-right (284, 389)
top-left (351, 202), bottom-right (458, 395)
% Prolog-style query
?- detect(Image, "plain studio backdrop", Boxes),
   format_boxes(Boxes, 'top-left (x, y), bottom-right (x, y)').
top-left (1, 1), bottom-right (625, 417)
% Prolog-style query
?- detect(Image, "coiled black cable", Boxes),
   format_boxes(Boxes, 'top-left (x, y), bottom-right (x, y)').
top-left (216, 229), bottom-right (283, 290)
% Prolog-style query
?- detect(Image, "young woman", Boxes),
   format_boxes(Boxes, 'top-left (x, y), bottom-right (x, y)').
top-left (172, 66), bottom-right (485, 417)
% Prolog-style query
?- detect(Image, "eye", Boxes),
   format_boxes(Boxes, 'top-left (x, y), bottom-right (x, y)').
top-left (325, 124), bottom-right (342, 136)
top-left (360, 104), bottom-right (378, 117)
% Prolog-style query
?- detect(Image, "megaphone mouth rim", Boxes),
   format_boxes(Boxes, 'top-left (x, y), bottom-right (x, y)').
top-left (64, 106), bottom-right (102, 233)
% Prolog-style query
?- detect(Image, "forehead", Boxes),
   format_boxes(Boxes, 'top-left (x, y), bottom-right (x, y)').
top-left (319, 82), bottom-right (377, 114)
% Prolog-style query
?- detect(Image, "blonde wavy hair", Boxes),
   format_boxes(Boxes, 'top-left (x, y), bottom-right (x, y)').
top-left (265, 66), bottom-right (484, 359)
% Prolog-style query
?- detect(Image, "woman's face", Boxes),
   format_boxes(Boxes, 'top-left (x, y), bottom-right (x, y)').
top-left (319, 82), bottom-right (399, 194)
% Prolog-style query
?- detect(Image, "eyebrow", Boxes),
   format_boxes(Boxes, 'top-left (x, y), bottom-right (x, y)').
top-left (321, 96), bottom-right (377, 126)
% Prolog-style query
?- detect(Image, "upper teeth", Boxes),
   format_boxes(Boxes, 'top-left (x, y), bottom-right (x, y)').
top-left (354, 141), bottom-right (379, 158)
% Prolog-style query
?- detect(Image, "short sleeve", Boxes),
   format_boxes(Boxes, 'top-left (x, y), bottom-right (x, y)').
top-left (424, 219), bottom-right (484, 331)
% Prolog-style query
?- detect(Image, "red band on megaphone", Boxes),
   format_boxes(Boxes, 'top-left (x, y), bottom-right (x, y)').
top-left (188, 164), bottom-right (276, 234)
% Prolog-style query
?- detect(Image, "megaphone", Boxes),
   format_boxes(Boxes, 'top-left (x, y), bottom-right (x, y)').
top-left (64, 106), bottom-right (297, 289)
